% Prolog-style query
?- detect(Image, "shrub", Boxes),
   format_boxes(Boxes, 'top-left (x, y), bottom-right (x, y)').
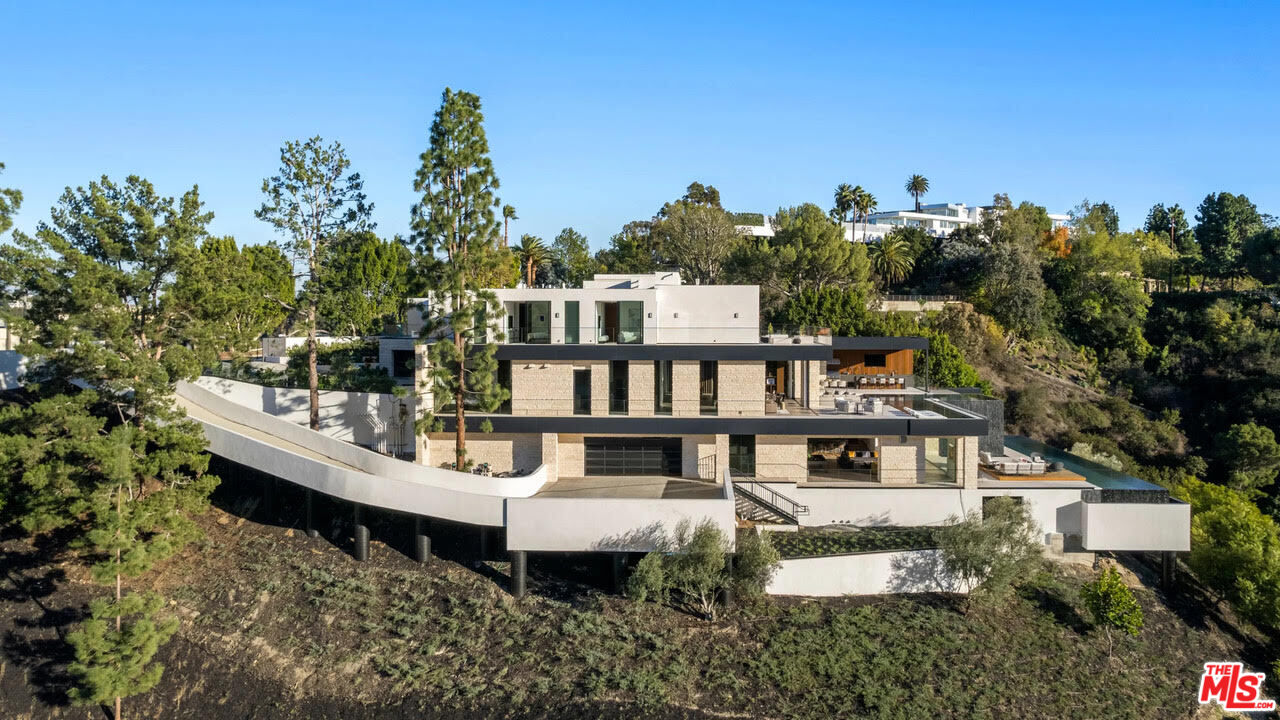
top-left (1172, 477), bottom-right (1280, 628)
top-left (1080, 566), bottom-right (1144, 657)
top-left (731, 530), bottom-right (782, 600)
top-left (936, 496), bottom-right (1042, 606)
top-left (665, 520), bottom-right (730, 620)
top-left (625, 552), bottom-right (667, 604)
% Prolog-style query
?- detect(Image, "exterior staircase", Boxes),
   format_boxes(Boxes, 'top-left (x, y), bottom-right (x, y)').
top-left (733, 479), bottom-right (809, 526)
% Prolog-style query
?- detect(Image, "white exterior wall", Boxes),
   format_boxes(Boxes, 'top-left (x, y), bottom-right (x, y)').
top-left (793, 486), bottom-right (1087, 540)
top-left (767, 550), bottom-right (963, 596)
top-left (1082, 501), bottom-right (1191, 552)
top-left (194, 376), bottom-right (415, 455)
top-left (260, 335), bottom-right (360, 364)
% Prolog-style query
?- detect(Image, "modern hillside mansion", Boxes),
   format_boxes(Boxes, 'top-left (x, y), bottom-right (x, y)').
top-left (188, 271), bottom-right (1188, 596)
top-left (737, 202), bottom-right (1072, 244)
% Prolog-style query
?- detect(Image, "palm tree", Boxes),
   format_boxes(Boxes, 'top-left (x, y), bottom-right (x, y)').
top-left (854, 189), bottom-right (877, 241)
top-left (832, 183), bottom-right (857, 231)
top-left (502, 204), bottom-right (518, 247)
top-left (868, 234), bottom-right (915, 287)
top-left (905, 174), bottom-right (930, 212)
top-left (516, 234), bottom-right (549, 287)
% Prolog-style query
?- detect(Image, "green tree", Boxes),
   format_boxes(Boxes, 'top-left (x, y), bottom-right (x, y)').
top-left (256, 137), bottom-right (373, 430)
top-left (664, 520), bottom-right (731, 620)
top-left (594, 220), bottom-right (661, 274)
top-left (1196, 192), bottom-right (1263, 286)
top-left (730, 529), bottom-right (781, 601)
top-left (867, 234), bottom-right (915, 287)
top-left (937, 496), bottom-right (1042, 607)
top-left (0, 161), bottom-right (21, 235)
top-left (831, 182), bottom-right (857, 224)
top-left (1173, 477), bottom-right (1280, 628)
top-left (317, 231), bottom-right (411, 336)
top-left (904, 174), bottom-right (930, 212)
top-left (854, 189), bottom-right (878, 239)
top-left (975, 240), bottom-right (1048, 339)
top-left (680, 181), bottom-right (722, 208)
top-left (652, 199), bottom-right (741, 284)
top-left (1214, 423), bottom-right (1280, 493)
top-left (1080, 566), bottom-right (1144, 658)
top-left (4, 175), bottom-right (219, 719)
top-left (727, 204), bottom-right (870, 312)
top-left (549, 227), bottom-right (596, 287)
top-left (67, 592), bottom-right (178, 720)
top-left (174, 237), bottom-right (293, 356)
top-left (921, 331), bottom-right (985, 390)
top-left (1048, 207), bottom-right (1151, 358)
top-left (1144, 202), bottom-right (1191, 247)
top-left (1244, 227), bottom-right (1280, 285)
top-left (409, 88), bottom-right (510, 470)
top-left (516, 234), bottom-right (550, 287)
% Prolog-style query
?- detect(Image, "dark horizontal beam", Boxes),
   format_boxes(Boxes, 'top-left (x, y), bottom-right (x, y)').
top-left (489, 343), bottom-right (832, 361)
top-left (440, 414), bottom-right (987, 437)
top-left (831, 336), bottom-right (930, 350)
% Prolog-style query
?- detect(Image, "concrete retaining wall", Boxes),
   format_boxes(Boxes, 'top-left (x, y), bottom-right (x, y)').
top-left (767, 549), bottom-right (963, 596)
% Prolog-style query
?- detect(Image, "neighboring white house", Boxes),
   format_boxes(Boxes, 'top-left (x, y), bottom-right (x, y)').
top-left (737, 202), bottom-right (1072, 243)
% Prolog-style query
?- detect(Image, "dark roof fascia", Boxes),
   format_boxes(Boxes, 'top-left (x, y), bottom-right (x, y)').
top-left (487, 343), bottom-right (832, 362)
top-left (439, 414), bottom-right (987, 437)
top-left (831, 336), bottom-right (930, 351)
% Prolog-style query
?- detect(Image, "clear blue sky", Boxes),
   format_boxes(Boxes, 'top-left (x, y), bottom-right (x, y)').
top-left (3, 1), bottom-right (1277, 251)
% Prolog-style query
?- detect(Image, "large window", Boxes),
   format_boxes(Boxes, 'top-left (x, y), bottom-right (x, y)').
top-left (497, 360), bottom-right (511, 414)
top-left (618, 301), bottom-right (644, 344)
top-left (699, 360), bottom-right (717, 415)
top-left (864, 353), bottom-right (887, 368)
top-left (564, 301), bottom-right (579, 344)
top-left (573, 369), bottom-right (591, 415)
top-left (517, 301), bottom-right (551, 343)
top-left (924, 437), bottom-right (959, 485)
top-left (729, 435), bottom-right (755, 475)
top-left (654, 360), bottom-right (673, 415)
top-left (391, 349), bottom-right (414, 379)
top-left (609, 360), bottom-right (629, 414)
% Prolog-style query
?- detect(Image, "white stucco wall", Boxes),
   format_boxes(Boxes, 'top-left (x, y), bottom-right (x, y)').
top-left (194, 376), bottom-right (415, 455)
top-left (1082, 501), bottom-right (1191, 552)
top-left (767, 550), bottom-right (963, 596)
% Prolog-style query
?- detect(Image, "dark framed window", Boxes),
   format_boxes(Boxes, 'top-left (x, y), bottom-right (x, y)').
top-left (700, 360), bottom-right (717, 415)
top-left (729, 434), bottom-right (756, 475)
top-left (391, 349), bottom-right (414, 379)
top-left (654, 360), bottom-right (673, 415)
top-left (864, 353), bottom-right (887, 368)
top-left (564, 301), bottom-right (579, 344)
top-left (497, 360), bottom-right (511, 413)
top-left (573, 369), bottom-right (591, 415)
top-left (609, 360), bottom-right (629, 414)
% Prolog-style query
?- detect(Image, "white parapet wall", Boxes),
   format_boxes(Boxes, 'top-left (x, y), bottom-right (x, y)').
top-left (504, 473), bottom-right (737, 553)
top-left (1081, 500), bottom-right (1191, 552)
top-left (767, 550), bottom-right (964, 597)
top-left (177, 380), bottom-right (547, 527)
top-left (195, 376), bottom-right (416, 454)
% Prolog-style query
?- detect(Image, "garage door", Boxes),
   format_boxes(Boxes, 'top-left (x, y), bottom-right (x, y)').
top-left (584, 437), bottom-right (681, 476)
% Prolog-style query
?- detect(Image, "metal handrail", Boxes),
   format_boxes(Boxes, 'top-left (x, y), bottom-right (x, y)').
top-left (733, 478), bottom-right (809, 519)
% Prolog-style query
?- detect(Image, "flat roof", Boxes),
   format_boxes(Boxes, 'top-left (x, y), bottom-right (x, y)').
top-left (832, 336), bottom-right (930, 351)
top-left (491, 343), bottom-right (832, 361)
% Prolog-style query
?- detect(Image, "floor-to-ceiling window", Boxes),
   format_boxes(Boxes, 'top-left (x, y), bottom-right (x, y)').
top-left (700, 360), bottom-right (718, 415)
top-left (609, 360), bottom-right (629, 414)
top-left (573, 368), bottom-right (591, 415)
top-left (729, 435), bottom-right (756, 475)
top-left (517, 301), bottom-right (550, 343)
top-left (564, 301), bottom-right (579, 344)
top-left (497, 360), bottom-right (511, 414)
top-left (924, 437), bottom-right (959, 485)
top-left (618, 301), bottom-right (644, 344)
top-left (654, 360), bottom-right (673, 415)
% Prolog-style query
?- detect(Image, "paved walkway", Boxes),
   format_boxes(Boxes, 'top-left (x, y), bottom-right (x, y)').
top-left (177, 395), bottom-right (365, 473)
top-left (535, 476), bottom-right (723, 499)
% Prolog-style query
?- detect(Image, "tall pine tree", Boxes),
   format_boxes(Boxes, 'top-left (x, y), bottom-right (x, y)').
top-left (3, 176), bottom-right (220, 719)
top-left (409, 89), bottom-right (509, 469)
top-left (256, 138), bottom-right (373, 429)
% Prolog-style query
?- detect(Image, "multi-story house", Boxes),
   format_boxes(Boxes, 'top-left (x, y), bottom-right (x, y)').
top-left (737, 202), bottom-right (1072, 243)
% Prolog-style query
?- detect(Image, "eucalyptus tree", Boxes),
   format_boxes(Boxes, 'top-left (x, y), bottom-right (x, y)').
top-left (652, 199), bottom-right (741, 285)
top-left (256, 137), bottom-right (373, 430)
top-left (409, 88), bottom-right (510, 470)
top-left (905, 174), bottom-right (930, 212)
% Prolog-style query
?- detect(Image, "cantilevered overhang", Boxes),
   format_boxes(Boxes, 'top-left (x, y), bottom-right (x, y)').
top-left (831, 336), bottom-right (930, 350)
top-left (440, 413), bottom-right (988, 437)
top-left (488, 343), bottom-right (832, 362)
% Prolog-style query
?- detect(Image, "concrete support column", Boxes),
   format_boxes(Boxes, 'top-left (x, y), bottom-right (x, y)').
top-left (305, 489), bottom-right (319, 539)
top-left (611, 553), bottom-right (628, 593)
top-left (413, 516), bottom-right (431, 563)
top-left (353, 504), bottom-right (369, 562)
top-left (478, 526), bottom-right (490, 561)
top-left (1161, 551), bottom-right (1177, 589)
top-left (509, 550), bottom-right (527, 598)
top-left (261, 478), bottom-right (275, 520)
